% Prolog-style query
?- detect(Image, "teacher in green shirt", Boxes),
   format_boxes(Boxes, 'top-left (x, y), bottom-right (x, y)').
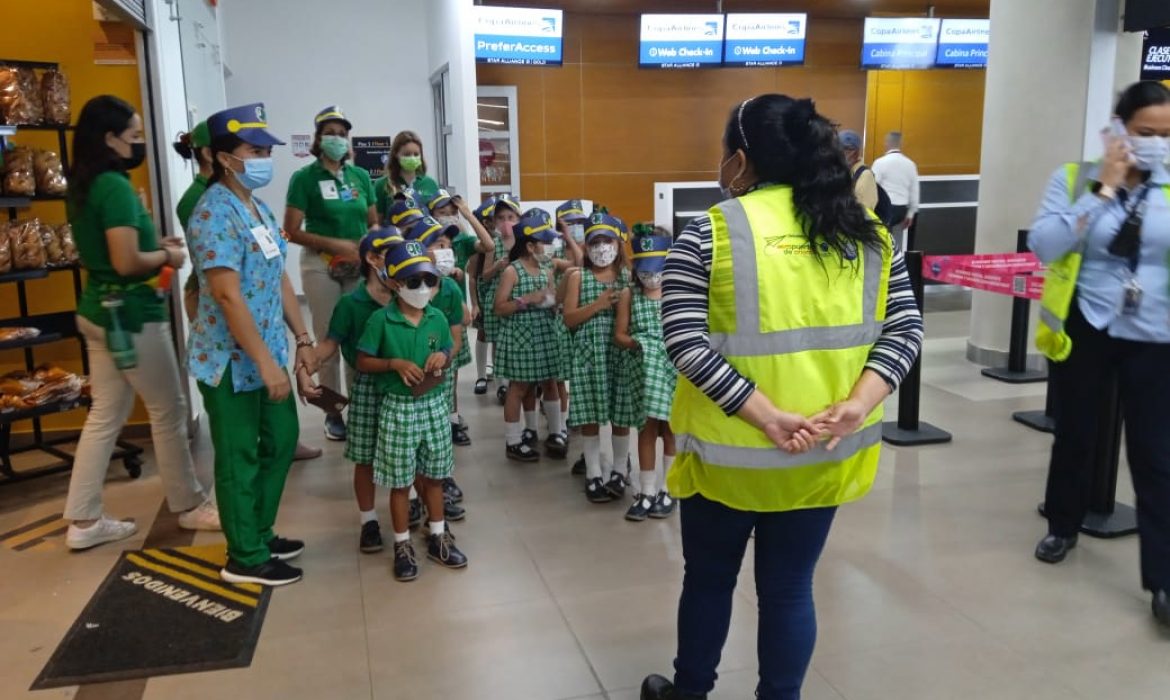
top-left (373, 130), bottom-right (441, 226)
top-left (283, 106), bottom-right (378, 441)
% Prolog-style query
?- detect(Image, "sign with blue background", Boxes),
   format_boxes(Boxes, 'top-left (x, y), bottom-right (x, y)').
top-left (935, 19), bottom-right (989, 68)
top-left (475, 6), bottom-right (564, 66)
top-left (723, 13), bottom-right (807, 67)
top-left (640, 14), bottom-right (725, 69)
top-left (861, 17), bottom-right (940, 70)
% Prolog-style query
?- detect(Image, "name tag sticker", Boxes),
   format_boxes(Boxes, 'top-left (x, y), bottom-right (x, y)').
top-left (319, 181), bottom-right (340, 200)
top-left (250, 225), bottom-right (281, 260)
top-left (340, 185), bottom-right (355, 202)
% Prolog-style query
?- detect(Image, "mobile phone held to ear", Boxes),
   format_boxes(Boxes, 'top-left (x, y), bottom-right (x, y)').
top-left (306, 385), bottom-right (349, 414)
top-left (1104, 117), bottom-right (1136, 164)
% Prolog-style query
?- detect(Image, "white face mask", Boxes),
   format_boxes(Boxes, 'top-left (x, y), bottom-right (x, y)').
top-left (534, 243), bottom-right (553, 264)
top-left (437, 215), bottom-right (463, 233)
top-left (398, 282), bottom-right (434, 309)
top-left (638, 271), bottom-right (663, 289)
top-left (1130, 135), bottom-right (1170, 171)
top-left (568, 224), bottom-right (585, 243)
top-left (433, 248), bottom-right (456, 276)
top-left (551, 238), bottom-right (565, 254)
top-left (588, 242), bottom-right (618, 268)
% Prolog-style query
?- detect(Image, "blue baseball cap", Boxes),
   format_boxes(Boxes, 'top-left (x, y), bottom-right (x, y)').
top-left (516, 210), bottom-right (557, 244)
top-left (473, 197), bottom-right (496, 224)
top-left (585, 212), bottom-right (624, 244)
top-left (207, 103), bottom-right (285, 146)
top-left (360, 226), bottom-right (403, 260)
top-left (403, 216), bottom-right (459, 247)
top-left (632, 234), bottom-right (671, 274)
top-left (388, 197), bottom-right (428, 228)
top-left (384, 239), bottom-right (438, 281)
top-left (839, 130), bottom-right (862, 151)
top-left (315, 105), bottom-right (352, 131)
top-left (493, 193), bottom-right (521, 217)
top-left (427, 189), bottom-right (456, 213)
top-left (555, 199), bottom-right (588, 223)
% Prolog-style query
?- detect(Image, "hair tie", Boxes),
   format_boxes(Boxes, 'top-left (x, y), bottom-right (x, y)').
top-left (737, 97), bottom-right (754, 151)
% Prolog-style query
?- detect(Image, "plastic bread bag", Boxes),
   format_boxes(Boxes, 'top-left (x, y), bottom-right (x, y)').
top-left (0, 67), bottom-right (18, 125)
top-left (3, 146), bottom-right (35, 196)
top-left (34, 149), bottom-right (67, 196)
top-left (0, 221), bottom-right (12, 273)
top-left (0, 68), bottom-right (43, 125)
top-left (39, 221), bottom-right (64, 266)
top-left (40, 69), bottom-right (70, 125)
top-left (56, 223), bottom-right (78, 265)
top-left (12, 219), bottom-right (47, 270)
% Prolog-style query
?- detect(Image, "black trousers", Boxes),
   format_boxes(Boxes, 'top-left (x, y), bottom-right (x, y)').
top-left (1044, 302), bottom-right (1170, 592)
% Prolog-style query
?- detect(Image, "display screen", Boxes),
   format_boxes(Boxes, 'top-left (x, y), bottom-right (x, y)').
top-left (474, 6), bottom-right (564, 66)
top-left (861, 18), bottom-right (941, 70)
top-left (639, 14), bottom-right (725, 69)
top-left (1141, 28), bottom-right (1170, 80)
top-left (935, 19), bottom-right (989, 68)
top-left (723, 13), bottom-right (807, 67)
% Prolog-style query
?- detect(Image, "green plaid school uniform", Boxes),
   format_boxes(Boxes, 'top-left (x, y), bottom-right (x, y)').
top-left (476, 236), bottom-right (509, 343)
top-left (629, 290), bottom-right (675, 422)
top-left (496, 260), bottom-right (561, 382)
top-left (569, 269), bottom-right (620, 426)
top-left (345, 373), bottom-right (384, 464)
top-left (374, 392), bottom-right (454, 488)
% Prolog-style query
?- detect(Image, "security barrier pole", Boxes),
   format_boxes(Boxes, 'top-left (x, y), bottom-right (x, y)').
top-left (882, 250), bottom-right (952, 446)
top-left (1013, 364), bottom-right (1056, 433)
top-left (981, 230), bottom-right (1047, 383)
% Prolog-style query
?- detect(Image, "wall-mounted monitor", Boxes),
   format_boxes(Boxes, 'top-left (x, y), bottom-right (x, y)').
top-left (723, 13), bottom-right (807, 67)
top-left (935, 19), bottom-right (989, 68)
top-left (474, 6), bottom-right (564, 66)
top-left (639, 14), bottom-right (725, 69)
top-left (861, 17), bottom-right (941, 70)
top-left (1125, 0), bottom-right (1170, 32)
top-left (1141, 27), bottom-right (1170, 80)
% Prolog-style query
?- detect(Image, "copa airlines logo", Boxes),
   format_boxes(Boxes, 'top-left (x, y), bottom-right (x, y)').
top-left (939, 19), bottom-right (990, 44)
top-left (864, 18), bottom-right (940, 44)
top-left (641, 14), bottom-right (725, 41)
top-left (725, 13), bottom-right (806, 40)
top-left (475, 7), bottom-right (563, 38)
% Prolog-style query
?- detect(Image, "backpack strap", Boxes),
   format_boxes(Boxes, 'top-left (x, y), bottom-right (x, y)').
top-left (852, 165), bottom-right (869, 184)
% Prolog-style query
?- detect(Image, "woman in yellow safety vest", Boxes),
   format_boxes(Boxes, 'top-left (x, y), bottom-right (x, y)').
top-left (1029, 81), bottom-right (1170, 628)
top-left (639, 94), bottom-right (924, 700)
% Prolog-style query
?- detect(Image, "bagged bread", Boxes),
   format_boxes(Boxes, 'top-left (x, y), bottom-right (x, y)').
top-left (34, 149), bottom-right (67, 196)
top-left (0, 68), bottom-right (42, 125)
top-left (3, 146), bottom-right (35, 196)
top-left (0, 221), bottom-right (11, 273)
top-left (40, 69), bottom-right (70, 125)
top-left (55, 223), bottom-right (78, 265)
top-left (11, 219), bottom-right (46, 269)
top-left (39, 221), bottom-right (64, 265)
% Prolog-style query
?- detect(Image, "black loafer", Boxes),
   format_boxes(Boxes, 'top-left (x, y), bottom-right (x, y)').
top-left (473, 378), bottom-right (488, 395)
top-left (507, 443), bottom-right (540, 462)
top-left (496, 385), bottom-right (508, 405)
top-left (1035, 534), bottom-right (1078, 564)
top-left (1153, 590), bottom-right (1170, 627)
top-left (452, 424), bottom-right (471, 446)
top-left (571, 453), bottom-right (586, 476)
top-left (545, 432), bottom-right (568, 459)
top-left (640, 674), bottom-right (707, 700)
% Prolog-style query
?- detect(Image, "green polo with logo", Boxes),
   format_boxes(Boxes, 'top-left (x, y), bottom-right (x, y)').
top-left (357, 302), bottom-right (453, 397)
top-left (373, 173), bottom-right (441, 223)
top-left (327, 282), bottom-right (387, 367)
top-left (287, 160), bottom-right (376, 241)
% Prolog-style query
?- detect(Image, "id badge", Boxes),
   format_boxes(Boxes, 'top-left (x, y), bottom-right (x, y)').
top-left (250, 225), bottom-right (281, 260)
top-left (319, 181), bottom-right (340, 200)
top-left (1122, 278), bottom-right (1143, 315)
top-left (339, 184), bottom-right (355, 202)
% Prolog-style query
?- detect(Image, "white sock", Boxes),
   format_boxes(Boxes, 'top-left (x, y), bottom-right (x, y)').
top-left (449, 412), bottom-right (460, 426)
top-left (476, 342), bottom-right (488, 379)
top-left (611, 433), bottom-right (630, 476)
top-left (409, 486), bottom-right (418, 500)
top-left (543, 400), bottom-right (562, 436)
top-left (359, 509), bottom-right (377, 525)
top-left (584, 434), bottom-right (603, 480)
top-left (429, 520), bottom-right (446, 537)
top-left (394, 530), bottom-right (410, 543)
top-left (639, 470), bottom-right (656, 497)
top-left (558, 395), bottom-right (570, 434)
top-left (660, 454), bottom-right (674, 493)
top-left (505, 421), bottom-right (523, 446)
top-left (524, 410), bottom-right (538, 432)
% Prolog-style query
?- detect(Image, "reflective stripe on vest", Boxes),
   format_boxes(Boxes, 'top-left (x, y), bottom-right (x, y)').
top-left (676, 421), bottom-right (883, 470)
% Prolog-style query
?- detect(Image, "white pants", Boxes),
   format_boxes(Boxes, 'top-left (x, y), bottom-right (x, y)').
top-left (300, 250), bottom-right (358, 398)
top-left (64, 317), bottom-right (208, 521)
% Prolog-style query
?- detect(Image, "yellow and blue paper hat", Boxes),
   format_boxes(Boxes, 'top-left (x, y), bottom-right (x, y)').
top-left (493, 193), bottom-right (522, 217)
top-left (473, 197), bottom-right (496, 224)
top-left (585, 212), bottom-right (624, 244)
top-left (555, 199), bottom-right (588, 223)
top-left (360, 226), bottom-right (403, 260)
top-left (384, 239), bottom-right (438, 281)
top-left (403, 216), bottom-right (460, 247)
top-left (208, 103), bottom-right (285, 146)
top-left (314, 105), bottom-right (352, 131)
top-left (517, 209), bottom-right (557, 244)
top-left (632, 232), bottom-right (671, 273)
top-left (428, 189), bottom-right (456, 213)
top-left (389, 197), bottom-right (429, 229)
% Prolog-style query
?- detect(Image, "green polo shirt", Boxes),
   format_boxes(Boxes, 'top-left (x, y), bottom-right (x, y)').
top-left (451, 231), bottom-right (479, 273)
top-left (175, 174), bottom-right (209, 234)
top-left (433, 276), bottom-right (465, 327)
top-left (68, 171), bottom-right (167, 330)
top-left (357, 302), bottom-right (453, 397)
top-left (287, 160), bottom-right (376, 242)
top-left (373, 173), bottom-right (441, 223)
top-left (327, 283), bottom-right (386, 367)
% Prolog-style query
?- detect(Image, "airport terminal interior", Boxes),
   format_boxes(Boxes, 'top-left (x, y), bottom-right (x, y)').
top-left (2, 0), bottom-right (1170, 698)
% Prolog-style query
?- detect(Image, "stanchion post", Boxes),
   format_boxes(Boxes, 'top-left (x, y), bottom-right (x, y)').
top-left (1013, 361), bottom-right (1056, 433)
top-left (882, 250), bottom-right (952, 446)
top-left (982, 230), bottom-right (1047, 384)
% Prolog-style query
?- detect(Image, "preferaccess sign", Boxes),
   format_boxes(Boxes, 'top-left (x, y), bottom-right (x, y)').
top-left (475, 6), bottom-right (563, 66)
top-left (640, 14), bottom-right (725, 69)
top-left (935, 19), bottom-right (989, 68)
top-left (861, 17), bottom-right (940, 70)
top-left (723, 13), bottom-right (807, 67)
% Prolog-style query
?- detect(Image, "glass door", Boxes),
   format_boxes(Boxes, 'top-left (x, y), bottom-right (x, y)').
top-left (476, 86), bottom-right (519, 197)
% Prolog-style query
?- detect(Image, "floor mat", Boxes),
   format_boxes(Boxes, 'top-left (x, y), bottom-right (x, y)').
top-left (31, 544), bottom-right (272, 689)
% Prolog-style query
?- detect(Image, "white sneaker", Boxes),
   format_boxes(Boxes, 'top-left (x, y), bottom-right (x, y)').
top-left (178, 500), bottom-right (221, 531)
top-left (66, 515), bottom-right (138, 550)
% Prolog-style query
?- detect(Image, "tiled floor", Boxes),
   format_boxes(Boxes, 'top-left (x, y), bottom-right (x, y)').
top-left (1, 300), bottom-right (1168, 699)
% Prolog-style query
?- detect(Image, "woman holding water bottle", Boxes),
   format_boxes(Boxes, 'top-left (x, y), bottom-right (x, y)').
top-left (63, 95), bottom-right (218, 551)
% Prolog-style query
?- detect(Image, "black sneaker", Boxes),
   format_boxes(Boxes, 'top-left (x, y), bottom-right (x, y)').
top-left (444, 498), bottom-right (467, 522)
top-left (409, 498), bottom-right (424, 529)
top-left (640, 674), bottom-right (707, 700)
top-left (506, 442), bottom-right (540, 462)
top-left (221, 557), bottom-right (302, 586)
top-left (267, 536), bottom-right (305, 561)
top-left (393, 540), bottom-right (419, 582)
top-left (571, 453), bottom-right (586, 476)
top-left (359, 521), bottom-right (383, 553)
top-left (522, 428), bottom-right (538, 448)
top-left (586, 477), bottom-right (614, 503)
top-left (443, 478), bottom-right (464, 504)
top-left (496, 385), bottom-right (508, 406)
top-left (324, 413), bottom-right (347, 441)
top-left (473, 378), bottom-right (488, 395)
top-left (545, 432), bottom-right (568, 459)
top-left (625, 494), bottom-right (654, 522)
top-left (452, 424), bottom-right (471, 446)
top-left (427, 530), bottom-right (469, 569)
top-left (605, 470), bottom-right (628, 499)
top-left (649, 491), bottom-right (676, 519)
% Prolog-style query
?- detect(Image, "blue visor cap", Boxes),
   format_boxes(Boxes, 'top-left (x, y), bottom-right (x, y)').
top-left (555, 199), bottom-right (588, 223)
top-left (384, 239), bottom-right (439, 281)
top-left (389, 197), bottom-right (428, 228)
top-left (472, 197), bottom-right (496, 224)
top-left (493, 194), bottom-right (522, 217)
top-left (208, 103), bottom-right (285, 146)
top-left (585, 212), bottom-right (624, 244)
top-left (427, 189), bottom-right (455, 213)
top-left (517, 210), bottom-right (557, 244)
top-left (403, 216), bottom-right (459, 247)
top-left (360, 226), bottom-right (403, 260)
top-left (631, 234), bottom-right (671, 274)
top-left (315, 105), bottom-right (352, 131)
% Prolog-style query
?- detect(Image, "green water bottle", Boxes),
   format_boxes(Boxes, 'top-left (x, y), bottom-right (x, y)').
top-left (101, 296), bottom-right (137, 370)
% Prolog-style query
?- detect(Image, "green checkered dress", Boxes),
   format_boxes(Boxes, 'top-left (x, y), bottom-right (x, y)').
top-left (568, 269), bottom-right (639, 428)
top-left (344, 372), bottom-right (384, 465)
top-left (476, 236), bottom-right (509, 342)
top-left (496, 260), bottom-right (560, 382)
top-left (629, 290), bottom-right (675, 422)
top-left (373, 392), bottom-right (454, 489)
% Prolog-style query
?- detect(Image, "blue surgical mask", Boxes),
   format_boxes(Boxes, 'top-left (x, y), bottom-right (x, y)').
top-left (1130, 136), bottom-right (1170, 172)
top-left (229, 154), bottom-right (274, 190)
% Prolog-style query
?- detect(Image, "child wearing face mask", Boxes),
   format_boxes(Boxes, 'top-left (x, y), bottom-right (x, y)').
top-left (613, 227), bottom-right (677, 521)
top-left (494, 209), bottom-right (564, 461)
top-left (470, 197), bottom-right (498, 394)
top-left (563, 212), bottom-right (640, 504)
top-left (544, 201), bottom-right (588, 460)
top-left (356, 239), bottom-right (467, 582)
top-left (476, 195), bottom-right (522, 404)
top-left (300, 230), bottom-right (401, 554)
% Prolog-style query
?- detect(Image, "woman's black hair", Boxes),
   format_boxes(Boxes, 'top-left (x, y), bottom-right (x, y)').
top-left (310, 119), bottom-right (350, 161)
top-left (724, 94), bottom-right (882, 261)
top-left (207, 133), bottom-right (247, 185)
top-left (173, 132), bottom-right (211, 167)
top-left (1116, 81), bottom-right (1170, 122)
top-left (68, 95), bottom-right (137, 207)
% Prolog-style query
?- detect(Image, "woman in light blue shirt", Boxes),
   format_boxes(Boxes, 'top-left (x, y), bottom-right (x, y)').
top-left (1028, 81), bottom-right (1170, 627)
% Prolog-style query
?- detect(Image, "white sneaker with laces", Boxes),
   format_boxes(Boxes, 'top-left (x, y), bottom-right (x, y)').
top-left (178, 500), bottom-right (221, 531)
top-left (66, 515), bottom-right (138, 550)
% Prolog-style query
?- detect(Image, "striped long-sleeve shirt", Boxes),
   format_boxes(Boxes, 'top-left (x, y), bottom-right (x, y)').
top-left (662, 214), bottom-right (924, 415)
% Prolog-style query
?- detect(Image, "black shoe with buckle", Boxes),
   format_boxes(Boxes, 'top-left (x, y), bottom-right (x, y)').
top-left (393, 540), bottom-right (419, 582)
top-left (571, 453), bottom-right (586, 476)
top-left (443, 477), bottom-right (464, 504)
top-left (427, 530), bottom-right (468, 569)
top-left (266, 536), bottom-right (305, 561)
top-left (649, 491), bottom-right (676, 519)
top-left (625, 493), bottom-right (654, 522)
top-left (507, 442), bottom-right (540, 462)
top-left (473, 378), bottom-right (488, 395)
top-left (452, 423), bottom-right (471, 446)
top-left (359, 521), bottom-right (383, 553)
top-left (1035, 533), bottom-right (1077, 564)
top-left (586, 477), bottom-right (614, 503)
top-left (605, 470), bottom-right (628, 499)
top-left (221, 557), bottom-right (303, 587)
top-left (409, 498), bottom-right (424, 529)
top-left (640, 674), bottom-right (707, 700)
top-left (545, 432), bottom-right (568, 459)
top-left (496, 385), bottom-right (508, 405)
top-left (522, 428), bottom-right (538, 448)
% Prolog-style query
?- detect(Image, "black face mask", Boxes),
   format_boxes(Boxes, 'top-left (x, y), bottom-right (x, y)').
top-left (119, 142), bottom-right (147, 171)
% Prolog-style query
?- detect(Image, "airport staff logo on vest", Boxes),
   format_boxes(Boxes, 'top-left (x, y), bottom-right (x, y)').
top-left (763, 233), bottom-right (813, 256)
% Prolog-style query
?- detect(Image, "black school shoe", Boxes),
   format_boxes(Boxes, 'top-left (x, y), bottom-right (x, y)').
top-left (545, 432), bottom-right (568, 459)
top-left (393, 540), bottom-right (419, 582)
top-left (221, 557), bottom-right (303, 587)
top-left (571, 453), bottom-right (586, 476)
top-left (427, 530), bottom-right (468, 569)
top-left (586, 477), bottom-right (614, 504)
top-left (444, 498), bottom-right (467, 522)
top-left (443, 477), bottom-right (464, 504)
top-left (605, 470), bottom-right (629, 499)
top-left (409, 498), bottom-right (424, 529)
top-left (496, 385), bottom-right (508, 405)
top-left (522, 428), bottom-right (539, 448)
top-left (649, 491), bottom-right (676, 519)
top-left (359, 521), bottom-right (383, 554)
top-left (507, 442), bottom-right (540, 462)
top-left (452, 423), bottom-right (471, 446)
top-left (640, 674), bottom-right (707, 700)
top-left (625, 493), bottom-right (654, 522)
top-left (267, 536), bottom-right (305, 561)
top-left (473, 378), bottom-right (488, 395)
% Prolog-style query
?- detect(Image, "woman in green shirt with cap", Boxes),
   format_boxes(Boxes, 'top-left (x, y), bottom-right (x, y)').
top-left (373, 130), bottom-right (440, 225)
top-left (284, 106), bottom-right (378, 441)
top-left (174, 121), bottom-right (212, 321)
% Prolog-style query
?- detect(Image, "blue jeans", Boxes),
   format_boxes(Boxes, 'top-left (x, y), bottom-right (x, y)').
top-left (673, 495), bottom-right (837, 700)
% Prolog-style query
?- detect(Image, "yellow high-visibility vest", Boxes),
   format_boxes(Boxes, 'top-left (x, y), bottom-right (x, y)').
top-left (669, 184), bottom-right (893, 512)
